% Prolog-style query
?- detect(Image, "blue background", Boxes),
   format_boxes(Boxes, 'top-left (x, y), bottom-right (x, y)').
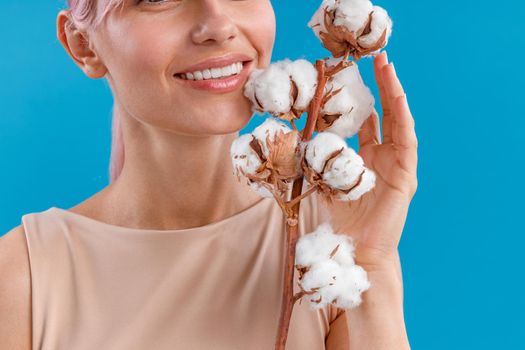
top-left (1, 1), bottom-right (524, 348)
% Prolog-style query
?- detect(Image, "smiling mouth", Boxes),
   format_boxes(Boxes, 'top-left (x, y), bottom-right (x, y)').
top-left (174, 61), bottom-right (251, 81)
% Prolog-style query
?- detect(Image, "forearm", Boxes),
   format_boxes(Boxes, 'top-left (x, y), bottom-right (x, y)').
top-left (345, 267), bottom-right (410, 349)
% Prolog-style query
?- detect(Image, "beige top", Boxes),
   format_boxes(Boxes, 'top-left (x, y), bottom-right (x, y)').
top-left (21, 193), bottom-right (346, 350)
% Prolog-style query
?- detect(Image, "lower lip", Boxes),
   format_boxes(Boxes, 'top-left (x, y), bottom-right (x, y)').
top-left (174, 61), bottom-right (253, 93)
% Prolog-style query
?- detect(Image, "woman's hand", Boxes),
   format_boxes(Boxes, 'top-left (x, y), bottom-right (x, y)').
top-left (321, 51), bottom-right (418, 275)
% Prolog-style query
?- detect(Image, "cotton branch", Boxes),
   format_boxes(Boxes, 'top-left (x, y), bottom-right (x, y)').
top-left (230, 3), bottom-right (394, 348)
top-left (274, 59), bottom-right (328, 350)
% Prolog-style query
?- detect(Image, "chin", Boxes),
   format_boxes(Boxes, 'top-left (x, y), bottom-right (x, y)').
top-left (206, 111), bottom-right (254, 135)
top-left (200, 101), bottom-right (254, 134)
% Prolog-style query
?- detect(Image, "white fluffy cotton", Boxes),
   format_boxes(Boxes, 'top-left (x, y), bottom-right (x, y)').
top-left (322, 58), bottom-right (375, 138)
top-left (244, 59), bottom-right (318, 116)
top-left (357, 6), bottom-right (393, 49)
top-left (252, 118), bottom-right (293, 157)
top-left (230, 119), bottom-right (298, 198)
top-left (296, 222), bottom-right (356, 267)
top-left (275, 59), bottom-right (318, 111)
top-left (322, 147), bottom-right (365, 190)
top-left (332, 0), bottom-right (374, 33)
top-left (335, 167), bottom-right (376, 201)
top-left (295, 222), bottom-right (370, 309)
top-left (304, 132), bottom-right (348, 173)
top-left (244, 64), bottom-right (292, 115)
top-left (308, 0), bottom-right (337, 39)
top-left (303, 131), bottom-right (376, 201)
top-left (309, 0), bottom-right (373, 40)
top-left (308, 0), bottom-right (393, 58)
top-left (230, 134), bottom-right (262, 177)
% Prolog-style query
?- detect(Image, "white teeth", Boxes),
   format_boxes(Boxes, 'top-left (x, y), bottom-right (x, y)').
top-left (180, 61), bottom-right (245, 81)
top-left (222, 65), bottom-right (232, 76)
top-left (194, 71), bottom-right (203, 80)
top-left (202, 69), bottom-right (212, 79)
top-left (210, 67), bottom-right (221, 78)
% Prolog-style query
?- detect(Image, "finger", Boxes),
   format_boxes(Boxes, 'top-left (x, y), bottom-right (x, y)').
top-left (373, 52), bottom-right (392, 144)
top-left (372, 108), bottom-right (381, 144)
top-left (382, 63), bottom-right (405, 107)
top-left (358, 109), bottom-right (382, 148)
top-left (392, 95), bottom-right (418, 175)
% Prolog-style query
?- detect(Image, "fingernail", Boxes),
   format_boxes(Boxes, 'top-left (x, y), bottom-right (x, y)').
top-left (391, 62), bottom-right (396, 72)
top-left (383, 51), bottom-right (388, 62)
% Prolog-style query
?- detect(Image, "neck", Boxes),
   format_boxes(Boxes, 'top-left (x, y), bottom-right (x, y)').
top-left (92, 109), bottom-right (263, 230)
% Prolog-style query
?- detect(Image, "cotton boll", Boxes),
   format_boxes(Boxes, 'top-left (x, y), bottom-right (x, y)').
top-left (244, 64), bottom-right (293, 115)
top-left (296, 223), bottom-right (345, 266)
top-left (308, 0), bottom-right (337, 39)
top-left (333, 0), bottom-right (374, 34)
top-left (330, 234), bottom-right (357, 267)
top-left (331, 265), bottom-right (371, 309)
top-left (326, 105), bottom-right (373, 139)
top-left (322, 62), bottom-right (375, 138)
top-left (308, 0), bottom-right (373, 38)
top-left (302, 262), bottom-right (370, 309)
top-left (300, 259), bottom-right (343, 305)
top-left (230, 134), bottom-right (262, 177)
top-left (300, 259), bottom-right (342, 292)
top-left (295, 222), bottom-right (370, 310)
top-left (325, 62), bottom-right (374, 112)
top-left (283, 59), bottom-right (319, 111)
top-left (336, 168), bottom-right (376, 201)
top-left (296, 222), bottom-right (357, 268)
top-left (252, 118), bottom-right (292, 157)
top-left (243, 68), bottom-right (265, 114)
top-left (357, 6), bottom-right (393, 49)
top-left (304, 132), bottom-right (348, 173)
top-left (309, 0), bottom-right (393, 60)
top-left (323, 148), bottom-right (365, 191)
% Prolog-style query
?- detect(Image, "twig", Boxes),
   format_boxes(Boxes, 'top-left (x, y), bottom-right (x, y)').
top-left (274, 60), bottom-right (328, 350)
top-left (290, 119), bottom-right (297, 131)
top-left (286, 185), bottom-right (318, 208)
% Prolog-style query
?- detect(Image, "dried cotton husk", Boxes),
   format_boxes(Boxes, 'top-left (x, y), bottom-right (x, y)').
top-left (302, 132), bottom-right (376, 202)
top-left (230, 118), bottom-right (303, 198)
top-left (308, 0), bottom-right (393, 60)
top-left (295, 222), bottom-right (370, 309)
top-left (316, 57), bottom-right (375, 139)
top-left (244, 59), bottom-right (318, 123)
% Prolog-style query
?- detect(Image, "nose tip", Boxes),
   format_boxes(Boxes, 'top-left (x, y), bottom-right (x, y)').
top-left (190, 12), bottom-right (238, 45)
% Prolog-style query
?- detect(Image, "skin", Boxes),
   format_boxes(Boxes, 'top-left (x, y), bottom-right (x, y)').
top-left (55, 0), bottom-right (276, 229)
top-left (325, 52), bottom-right (417, 349)
top-left (0, 0), bottom-right (417, 348)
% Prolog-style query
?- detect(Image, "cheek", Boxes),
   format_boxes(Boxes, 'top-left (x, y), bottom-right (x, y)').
top-left (104, 20), bottom-right (176, 85)
top-left (244, 2), bottom-right (276, 67)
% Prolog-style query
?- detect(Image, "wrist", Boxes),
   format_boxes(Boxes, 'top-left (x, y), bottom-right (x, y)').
top-left (346, 267), bottom-right (410, 349)
top-left (356, 246), bottom-right (403, 281)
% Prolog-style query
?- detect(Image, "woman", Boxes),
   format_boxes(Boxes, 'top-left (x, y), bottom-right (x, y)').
top-left (0, 0), bottom-right (417, 349)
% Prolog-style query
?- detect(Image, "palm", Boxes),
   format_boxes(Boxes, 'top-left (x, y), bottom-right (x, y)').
top-left (320, 52), bottom-right (418, 271)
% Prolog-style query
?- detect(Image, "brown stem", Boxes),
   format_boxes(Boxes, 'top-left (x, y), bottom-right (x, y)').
top-left (286, 184), bottom-right (318, 208)
top-left (343, 48), bottom-right (351, 62)
top-left (261, 179), bottom-right (291, 217)
top-left (290, 119), bottom-right (297, 131)
top-left (274, 60), bottom-right (328, 350)
top-left (293, 291), bottom-right (307, 304)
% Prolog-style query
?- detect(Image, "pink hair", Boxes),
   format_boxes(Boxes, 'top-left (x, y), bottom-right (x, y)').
top-left (66, 0), bottom-right (125, 183)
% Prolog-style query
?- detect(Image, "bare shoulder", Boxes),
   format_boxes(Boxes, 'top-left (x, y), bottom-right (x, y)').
top-left (0, 225), bottom-right (32, 350)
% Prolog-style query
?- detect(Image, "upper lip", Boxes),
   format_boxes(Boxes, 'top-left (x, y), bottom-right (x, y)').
top-left (175, 53), bottom-right (254, 75)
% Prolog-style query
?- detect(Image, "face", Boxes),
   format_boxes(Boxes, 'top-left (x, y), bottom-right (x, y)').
top-left (90, 0), bottom-right (276, 136)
